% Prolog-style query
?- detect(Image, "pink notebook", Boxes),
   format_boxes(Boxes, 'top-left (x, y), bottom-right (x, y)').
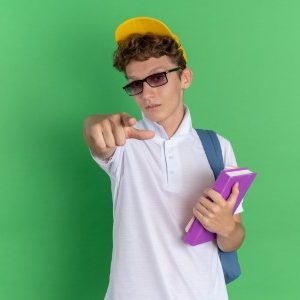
top-left (183, 167), bottom-right (257, 246)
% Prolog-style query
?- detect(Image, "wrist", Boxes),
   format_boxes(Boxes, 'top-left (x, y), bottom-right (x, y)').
top-left (219, 218), bottom-right (237, 238)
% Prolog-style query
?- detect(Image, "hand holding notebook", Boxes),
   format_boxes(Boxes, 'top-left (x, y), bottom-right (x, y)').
top-left (184, 167), bottom-right (257, 246)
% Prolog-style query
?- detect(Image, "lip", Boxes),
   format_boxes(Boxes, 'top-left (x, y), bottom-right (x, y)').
top-left (146, 104), bottom-right (161, 111)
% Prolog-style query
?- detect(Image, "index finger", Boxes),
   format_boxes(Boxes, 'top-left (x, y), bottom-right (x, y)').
top-left (126, 127), bottom-right (155, 140)
top-left (204, 188), bottom-right (225, 206)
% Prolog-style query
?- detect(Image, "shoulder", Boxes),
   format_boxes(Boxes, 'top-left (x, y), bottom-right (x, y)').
top-left (215, 132), bottom-right (238, 167)
top-left (216, 132), bottom-right (232, 150)
top-left (194, 129), bottom-right (232, 151)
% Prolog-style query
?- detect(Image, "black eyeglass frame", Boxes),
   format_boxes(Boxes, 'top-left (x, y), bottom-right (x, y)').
top-left (122, 67), bottom-right (182, 96)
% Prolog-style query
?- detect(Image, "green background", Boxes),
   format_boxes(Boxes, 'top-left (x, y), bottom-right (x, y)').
top-left (1, 0), bottom-right (299, 299)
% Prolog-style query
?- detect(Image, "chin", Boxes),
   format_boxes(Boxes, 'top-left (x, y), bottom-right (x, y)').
top-left (143, 111), bottom-right (164, 123)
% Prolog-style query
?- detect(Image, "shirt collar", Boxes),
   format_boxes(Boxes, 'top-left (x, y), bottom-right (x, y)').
top-left (140, 105), bottom-right (193, 140)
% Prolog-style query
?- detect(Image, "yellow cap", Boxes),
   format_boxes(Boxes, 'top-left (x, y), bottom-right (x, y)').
top-left (114, 16), bottom-right (187, 62)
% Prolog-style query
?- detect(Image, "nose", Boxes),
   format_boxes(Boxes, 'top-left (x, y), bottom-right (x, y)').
top-left (141, 81), bottom-right (155, 100)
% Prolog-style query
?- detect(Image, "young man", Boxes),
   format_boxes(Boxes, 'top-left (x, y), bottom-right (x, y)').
top-left (83, 17), bottom-right (245, 300)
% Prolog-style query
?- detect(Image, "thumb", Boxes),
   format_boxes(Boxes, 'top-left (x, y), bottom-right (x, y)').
top-left (126, 127), bottom-right (155, 140)
top-left (227, 182), bottom-right (239, 209)
top-left (120, 113), bottom-right (136, 127)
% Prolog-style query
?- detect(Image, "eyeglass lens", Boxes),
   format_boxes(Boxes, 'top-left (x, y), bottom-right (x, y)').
top-left (125, 72), bottom-right (168, 96)
top-left (123, 67), bottom-right (181, 96)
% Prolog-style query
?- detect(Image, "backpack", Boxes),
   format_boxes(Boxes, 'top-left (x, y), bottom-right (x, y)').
top-left (195, 129), bottom-right (241, 284)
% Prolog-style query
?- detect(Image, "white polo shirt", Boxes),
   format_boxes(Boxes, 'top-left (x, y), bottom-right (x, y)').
top-left (91, 106), bottom-right (243, 300)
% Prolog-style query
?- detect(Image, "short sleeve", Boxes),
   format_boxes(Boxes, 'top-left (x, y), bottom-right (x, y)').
top-left (217, 134), bottom-right (244, 214)
top-left (89, 145), bottom-right (125, 179)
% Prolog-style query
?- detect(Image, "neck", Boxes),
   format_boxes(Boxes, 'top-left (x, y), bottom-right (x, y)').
top-left (159, 104), bottom-right (185, 139)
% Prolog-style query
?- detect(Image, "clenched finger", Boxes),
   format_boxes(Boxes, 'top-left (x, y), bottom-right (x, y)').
top-left (111, 121), bottom-right (126, 146)
top-left (101, 120), bottom-right (116, 148)
top-left (120, 113), bottom-right (136, 127)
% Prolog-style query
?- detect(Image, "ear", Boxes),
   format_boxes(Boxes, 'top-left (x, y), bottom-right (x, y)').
top-left (180, 67), bottom-right (193, 89)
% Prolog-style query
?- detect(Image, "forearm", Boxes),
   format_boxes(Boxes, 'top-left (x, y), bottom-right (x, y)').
top-left (216, 220), bottom-right (245, 252)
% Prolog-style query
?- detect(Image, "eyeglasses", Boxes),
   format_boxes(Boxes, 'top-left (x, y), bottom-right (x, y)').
top-left (123, 67), bottom-right (181, 96)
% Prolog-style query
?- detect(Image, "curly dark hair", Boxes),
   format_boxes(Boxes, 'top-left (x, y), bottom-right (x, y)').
top-left (113, 33), bottom-right (186, 76)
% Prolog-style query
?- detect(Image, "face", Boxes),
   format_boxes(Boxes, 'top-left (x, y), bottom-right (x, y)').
top-left (125, 56), bottom-right (192, 130)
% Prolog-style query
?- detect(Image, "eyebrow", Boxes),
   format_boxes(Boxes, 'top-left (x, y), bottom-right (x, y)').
top-left (127, 67), bottom-right (166, 80)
